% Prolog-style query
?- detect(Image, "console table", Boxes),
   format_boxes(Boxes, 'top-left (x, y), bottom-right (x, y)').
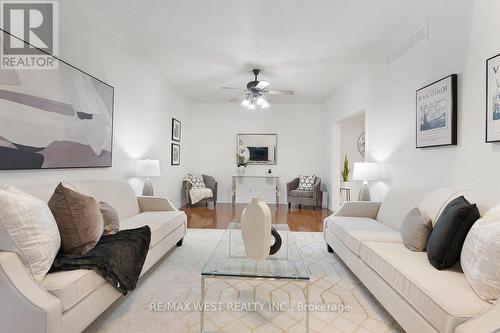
top-left (231, 175), bottom-right (280, 207)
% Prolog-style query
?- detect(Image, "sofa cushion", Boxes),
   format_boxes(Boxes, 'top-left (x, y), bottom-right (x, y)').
top-left (360, 241), bottom-right (491, 333)
top-left (290, 189), bottom-right (313, 198)
top-left (325, 216), bottom-right (402, 255)
top-left (120, 211), bottom-right (186, 248)
top-left (42, 270), bottom-right (106, 312)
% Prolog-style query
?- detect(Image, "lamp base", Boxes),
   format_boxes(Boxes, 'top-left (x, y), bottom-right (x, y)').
top-left (358, 182), bottom-right (371, 201)
top-left (142, 178), bottom-right (154, 196)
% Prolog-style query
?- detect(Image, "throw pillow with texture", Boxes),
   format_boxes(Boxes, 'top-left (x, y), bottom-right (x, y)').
top-left (48, 183), bottom-right (104, 255)
top-left (298, 175), bottom-right (316, 191)
top-left (0, 184), bottom-right (61, 282)
top-left (461, 204), bottom-right (500, 303)
top-left (99, 201), bottom-right (120, 235)
top-left (426, 196), bottom-right (480, 270)
top-left (401, 208), bottom-right (432, 252)
top-left (188, 174), bottom-right (206, 189)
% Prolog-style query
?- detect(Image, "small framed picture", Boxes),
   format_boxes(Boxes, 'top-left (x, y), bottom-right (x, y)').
top-left (172, 118), bottom-right (181, 142)
top-left (171, 143), bottom-right (180, 166)
top-left (416, 74), bottom-right (457, 148)
top-left (486, 53), bottom-right (500, 143)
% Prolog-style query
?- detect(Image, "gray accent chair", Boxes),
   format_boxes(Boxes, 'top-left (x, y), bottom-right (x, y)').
top-left (287, 177), bottom-right (322, 210)
top-left (183, 174), bottom-right (217, 209)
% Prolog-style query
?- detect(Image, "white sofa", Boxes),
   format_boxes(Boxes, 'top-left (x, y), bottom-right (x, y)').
top-left (324, 187), bottom-right (500, 333)
top-left (0, 180), bottom-right (187, 333)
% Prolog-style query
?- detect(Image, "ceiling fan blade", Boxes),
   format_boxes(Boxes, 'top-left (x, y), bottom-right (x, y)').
top-left (228, 97), bottom-right (241, 102)
top-left (266, 89), bottom-right (294, 95)
top-left (255, 80), bottom-right (270, 90)
top-left (221, 87), bottom-right (244, 90)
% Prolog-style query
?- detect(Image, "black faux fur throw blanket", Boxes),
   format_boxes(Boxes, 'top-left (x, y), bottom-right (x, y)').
top-left (50, 226), bottom-right (151, 295)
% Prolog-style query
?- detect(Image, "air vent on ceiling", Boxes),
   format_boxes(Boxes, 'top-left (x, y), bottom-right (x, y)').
top-left (384, 22), bottom-right (428, 67)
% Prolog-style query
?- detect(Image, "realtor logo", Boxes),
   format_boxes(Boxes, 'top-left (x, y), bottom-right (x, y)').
top-left (1, 0), bottom-right (58, 69)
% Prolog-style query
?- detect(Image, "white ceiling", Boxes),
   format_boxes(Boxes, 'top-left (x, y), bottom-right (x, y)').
top-left (84, 0), bottom-right (432, 103)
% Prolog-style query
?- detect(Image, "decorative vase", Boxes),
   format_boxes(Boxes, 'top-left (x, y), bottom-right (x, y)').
top-left (238, 165), bottom-right (246, 176)
top-left (241, 197), bottom-right (282, 260)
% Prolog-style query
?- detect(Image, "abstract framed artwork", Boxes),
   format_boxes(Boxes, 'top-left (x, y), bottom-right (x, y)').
top-left (486, 53), bottom-right (500, 143)
top-left (171, 143), bottom-right (180, 166)
top-left (0, 29), bottom-right (114, 170)
top-left (172, 118), bottom-right (181, 142)
top-left (416, 74), bottom-right (457, 148)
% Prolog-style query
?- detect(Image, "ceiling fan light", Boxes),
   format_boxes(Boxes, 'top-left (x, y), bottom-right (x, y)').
top-left (256, 96), bottom-right (266, 106)
top-left (241, 99), bottom-right (250, 107)
top-left (261, 101), bottom-right (270, 109)
top-left (248, 103), bottom-right (256, 110)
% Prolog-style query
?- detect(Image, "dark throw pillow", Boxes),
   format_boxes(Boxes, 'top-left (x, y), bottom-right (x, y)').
top-left (99, 201), bottom-right (120, 235)
top-left (48, 183), bottom-right (104, 255)
top-left (426, 196), bottom-right (480, 270)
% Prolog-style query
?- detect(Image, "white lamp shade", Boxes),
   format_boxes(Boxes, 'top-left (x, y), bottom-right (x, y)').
top-left (135, 159), bottom-right (161, 177)
top-left (352, 162), bottom-right (379, 181)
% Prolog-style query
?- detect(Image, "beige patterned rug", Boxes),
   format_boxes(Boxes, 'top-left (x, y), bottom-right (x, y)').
top-left (85, 229), bottom-right (404, 333)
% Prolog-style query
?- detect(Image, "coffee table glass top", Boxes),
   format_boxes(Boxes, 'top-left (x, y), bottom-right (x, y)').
top-left (202, 223), bottom-right (310, 280)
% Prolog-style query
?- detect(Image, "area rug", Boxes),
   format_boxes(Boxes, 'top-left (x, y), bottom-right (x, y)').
top-left (84, 229), bottom-right (403, 333)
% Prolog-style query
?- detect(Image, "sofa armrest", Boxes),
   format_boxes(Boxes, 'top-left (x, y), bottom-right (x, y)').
top-left (137, 196), bottom-right (178, 212)
top-left (0, 252), bottom-right (62, 333)
top-left (333, 201), bottom-right (382, 218)
top-left (455, 299), bottom-right (500, 333)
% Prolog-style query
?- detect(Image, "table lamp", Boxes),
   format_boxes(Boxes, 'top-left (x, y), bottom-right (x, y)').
top-left (352, 162), bottom-right (379, 201)
top-left (135, 159), bottom-right (160, 196)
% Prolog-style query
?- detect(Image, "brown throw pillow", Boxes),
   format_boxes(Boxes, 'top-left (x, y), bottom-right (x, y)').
top-left (48, 183), bottom-right (103, 255)
top-left (99, 201), bottom-right (120, 235)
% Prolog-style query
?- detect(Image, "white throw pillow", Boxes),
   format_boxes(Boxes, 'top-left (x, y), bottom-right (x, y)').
top-left (461, 204), bottom-right (500, 303)
top-left (188, 174), bottom-right (206, 189)
top-left (0, 185), bottom-right (61, 282)
top-left (298, 175), bottom-right (316, 191)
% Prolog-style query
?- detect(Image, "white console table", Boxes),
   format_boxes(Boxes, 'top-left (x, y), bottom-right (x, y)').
top-left (231, 175), bottom-right (280, 207)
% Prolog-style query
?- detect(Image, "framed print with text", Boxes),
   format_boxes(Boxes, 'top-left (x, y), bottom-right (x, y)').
top-left (486, 54), bottom-right (500, 142)
top-left (416, 74), bottom-right (457, 148)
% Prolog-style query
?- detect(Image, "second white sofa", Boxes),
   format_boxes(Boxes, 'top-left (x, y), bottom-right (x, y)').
top-left (0, 180), bottom-right (187, 333)
top-left (324, 187), bottom-right (500, 333)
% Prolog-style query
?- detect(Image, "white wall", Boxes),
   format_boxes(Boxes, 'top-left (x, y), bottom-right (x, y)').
top-left (340, 112), bottom-right (365, 202)
top-left (187, 103), bottom-right (327, 204)
top-left (325, 0), bottom-right (500, 201)
top-left (0, 2), bottom-right (190, 207)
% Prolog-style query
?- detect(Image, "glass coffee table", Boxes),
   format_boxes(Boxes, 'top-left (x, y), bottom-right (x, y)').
top-left (201, 223), bottom-right (310, 332)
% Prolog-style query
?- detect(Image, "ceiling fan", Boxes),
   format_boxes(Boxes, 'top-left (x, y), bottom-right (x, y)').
top-left (221, 69), bottom-right (294, 110)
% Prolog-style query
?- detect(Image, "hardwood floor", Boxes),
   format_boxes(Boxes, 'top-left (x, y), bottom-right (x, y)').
top-left (181, 203), bottom-right (333, 232)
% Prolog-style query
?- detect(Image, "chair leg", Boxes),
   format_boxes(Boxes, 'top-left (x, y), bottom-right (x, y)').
top-left (213, 202), bottom-right (216, 210)
top-left (288, 202), bottom-right (291, 209)
top-left (327, 244), bottom-right (333, 253)
top-left (299, 204), bottom-right (301, 210)
top-left (313, 206), bottom-right (316, 211)
top-left (176, 238), bottom-right (184, 247)
top-left (206, 202), bottom-right (208, 207)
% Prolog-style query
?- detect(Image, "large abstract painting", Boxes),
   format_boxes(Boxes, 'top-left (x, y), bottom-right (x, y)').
top-left (0, 31), bottom-right (114, 170)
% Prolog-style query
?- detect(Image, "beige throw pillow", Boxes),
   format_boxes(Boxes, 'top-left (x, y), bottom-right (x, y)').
top-left (401, 208), bottom-right (432, 252)
top-left (48, 183), bottom-right (103, 255)
top-left (461, 204), bottom-right (500, 303)
top-left (99, 201), bottom-right (120, 235)
top-left (0, 185), bottom-right (61, 282)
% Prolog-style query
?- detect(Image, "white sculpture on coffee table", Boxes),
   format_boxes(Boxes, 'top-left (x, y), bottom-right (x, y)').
top-left (241, 197), bottom-right (281, 261)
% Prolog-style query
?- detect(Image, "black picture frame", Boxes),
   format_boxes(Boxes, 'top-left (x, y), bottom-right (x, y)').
top-left (0, 28), bottom-right (115, 170)
top-left (171, 143), bottom-right (180, 166)
top-left (486, 53), bottom-right (500, 143)
top-left (171, 118), bottom-right (181, 142)
top-left (415, 74), bottom-right (457, 149)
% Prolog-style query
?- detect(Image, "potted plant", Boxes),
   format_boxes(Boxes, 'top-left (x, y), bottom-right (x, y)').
top-left (237, 145), bottom-right (250, 176)
top-left (340, 154), bottom-right (351, 188)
